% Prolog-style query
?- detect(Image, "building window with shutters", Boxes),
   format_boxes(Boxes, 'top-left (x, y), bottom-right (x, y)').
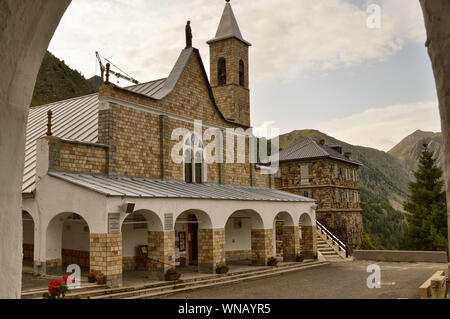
top-left (334, 164), bottom-right (338, 179)
top-left (218, 58), bottom-right (226, 85)
top-left (335, 189), bottom-right (340, 203)
top-left (301, 165), bottom-right (309, 185)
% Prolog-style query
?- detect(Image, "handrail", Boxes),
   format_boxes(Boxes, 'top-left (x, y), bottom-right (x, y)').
top-left (315, 220), bottom-right (349, 258)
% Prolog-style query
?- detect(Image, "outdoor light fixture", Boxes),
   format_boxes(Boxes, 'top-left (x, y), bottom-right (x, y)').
top-left (123, 202), bottom-right (135, 214)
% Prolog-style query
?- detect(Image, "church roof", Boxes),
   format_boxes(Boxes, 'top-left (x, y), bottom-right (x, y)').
top-left (207, 1), bottom-right (251, 46)
top-left (23, 46), bottom-right (248, 193)
top-left (278, 138), bottom-right (362, 166)
top-left (48, 170), bottom-right (314, 202)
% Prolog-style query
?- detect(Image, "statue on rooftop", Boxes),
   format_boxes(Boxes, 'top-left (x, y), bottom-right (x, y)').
top-left (185, 21), bottom-right (192, 48)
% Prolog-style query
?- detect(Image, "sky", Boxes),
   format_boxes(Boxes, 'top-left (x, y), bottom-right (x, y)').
top-left (48, 0), bottom-right (440, 152)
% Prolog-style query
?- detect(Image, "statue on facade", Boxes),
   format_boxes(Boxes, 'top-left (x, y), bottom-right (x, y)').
top-left (185, 21), bottom-right (192, 48)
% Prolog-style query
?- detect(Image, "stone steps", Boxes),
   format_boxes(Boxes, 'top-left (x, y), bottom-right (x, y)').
top-left (21, 283), bottom-right (106, 299)
top-left (23, 261), bottom-right (327, 299)
top-left (316, 233), bottom-right (344, 260)
top-left (122, 261), bottom-right (328, 299)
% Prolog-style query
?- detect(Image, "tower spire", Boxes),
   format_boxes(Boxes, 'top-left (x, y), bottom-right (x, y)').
top-left (207, 0), bottom-right (251, 46)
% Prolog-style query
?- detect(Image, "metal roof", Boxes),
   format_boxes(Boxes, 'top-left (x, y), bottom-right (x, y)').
top-left (125, 78), bottom-right (167, 97)
top-left (23, 94), bottom-right (100, 192)
top-left (48, 170), bottom-right (315, 202)
top-left (278, 138), bottom-right (362, 166)
top-left (207, 2), bottom-right (251, 46)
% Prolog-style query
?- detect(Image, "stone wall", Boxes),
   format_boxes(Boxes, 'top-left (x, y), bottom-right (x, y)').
top-left (198, 228), bottom-right (225, 273)
top-left (317, 211), bottom-right (363, 249)
top-left (300, 226), bottom-right (316, 259)
top-left (47, 137), bottom-right (108, 174)
top-left (251, 229), bottom-right (274, 265)
top-left (209, 38), bottom-right (250, 126)
top-left (276, 158), bottom-right (363, 248)
top-left (96, 48), bottom-right (267, 187)
top-left (225, 250), bottom-right (251, 261)
top-left (89, 233), bottom-right (122, 287)
top-left (147, 231), bottom-right (175, 278)
top-left (282, 226), bottom-right (300, 261)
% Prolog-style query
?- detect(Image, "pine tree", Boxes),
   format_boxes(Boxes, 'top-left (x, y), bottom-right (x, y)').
top-left (399, 141), bottom-right (448, 251)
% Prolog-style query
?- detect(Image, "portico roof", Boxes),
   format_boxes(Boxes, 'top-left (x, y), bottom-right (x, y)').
top-left (48, 170), bottom-right (314, 202)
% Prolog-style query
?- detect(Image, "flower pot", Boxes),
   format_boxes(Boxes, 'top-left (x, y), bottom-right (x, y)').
top-left (165, 273), bottom-right (181, 281)
top-left (216, 267), bottom-right (229, 274)
top-left (88, 276), bottom-right (96, 283)
top-left (96, 278), bottom-right (105, 285)
top-left (295, 256), bottom-right (304, 263)
top-left (267, 260), bottom-right (277, 267)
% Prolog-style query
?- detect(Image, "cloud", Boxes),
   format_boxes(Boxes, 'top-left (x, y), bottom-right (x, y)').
top-left (253, 121), bottom-right (278, 139)
top-left (315, 101), bottom-right (441, 151)
top-left (48, 0), bottom-right (426, 84)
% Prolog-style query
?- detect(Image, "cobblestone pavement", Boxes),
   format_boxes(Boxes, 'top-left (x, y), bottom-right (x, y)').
top-left (165, 261), bottom-right (448, 299)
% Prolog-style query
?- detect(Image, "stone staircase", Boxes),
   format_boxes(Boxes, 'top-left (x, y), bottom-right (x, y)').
top-left (316, 234), bottom-right (344, 261)
top-left (22, 260), bottom-right (328, 299)
top-left (315, 221), bottom-right (349, 261)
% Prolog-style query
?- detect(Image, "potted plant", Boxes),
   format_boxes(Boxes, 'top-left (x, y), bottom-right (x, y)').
top-left (88, 269), bottom-right (97, 283)
top-left (295, 254), bottom-right (304, 262)
top-left (267, 257), bottom-right (278, 266)
top-left (42, 277), bottom-right (69, 299)
top-left (96, 272), bottom-right (106, 285)
top-left (165, 267), bottom-right (181, 281)
top-left (215, 262), bottom-right (229, 274)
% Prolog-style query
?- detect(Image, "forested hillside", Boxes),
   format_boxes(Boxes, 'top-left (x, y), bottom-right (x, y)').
top-left (31, 51), bottom-right (96, 107)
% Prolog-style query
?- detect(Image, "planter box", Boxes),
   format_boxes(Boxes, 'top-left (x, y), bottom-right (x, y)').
top-left (216, 267), bottom-right (229, 274)
top-left (165, 273), bottom-right (181, 281)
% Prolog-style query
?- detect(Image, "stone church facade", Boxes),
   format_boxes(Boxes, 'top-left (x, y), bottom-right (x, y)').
top-left (275, 138), bottom-right (363, 249)
top-left (21, 2), bottom-right (317, 286)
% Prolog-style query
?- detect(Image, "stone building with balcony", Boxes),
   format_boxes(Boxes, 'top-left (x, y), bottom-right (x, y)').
top-left (20, 1), bottom-right (317, 287)
top-left (275, 138), bottom-right (363, 249)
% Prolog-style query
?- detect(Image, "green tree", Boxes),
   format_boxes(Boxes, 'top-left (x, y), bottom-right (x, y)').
top-left (399, 142), bottom-right (448, 251)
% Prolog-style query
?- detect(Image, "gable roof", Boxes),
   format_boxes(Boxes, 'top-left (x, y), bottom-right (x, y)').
top-left (23, 47), bottom-right (248, 193)
top-left (278, 138), bottom-right (362, 166)
top-left (207, 2), bottom-right (251, 46)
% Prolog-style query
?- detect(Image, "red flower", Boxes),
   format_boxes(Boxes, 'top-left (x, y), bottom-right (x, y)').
top-left (51, 280), bottom-right (62, 287)
top-left (62, 275), bottom-right (68, 283)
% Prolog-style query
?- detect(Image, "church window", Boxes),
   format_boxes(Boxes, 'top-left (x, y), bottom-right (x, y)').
top-left (218, 58), bottom-right (226, 85)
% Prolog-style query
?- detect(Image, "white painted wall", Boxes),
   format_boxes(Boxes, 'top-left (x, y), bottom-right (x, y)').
top-left (61, 219), bottom-right (90, 252)
top-left (225, 216), bottom-right (251, 251)
top-left (122, 224), bottom-right (148, 257)
top-left (22, 216), bottom-right (34, 245)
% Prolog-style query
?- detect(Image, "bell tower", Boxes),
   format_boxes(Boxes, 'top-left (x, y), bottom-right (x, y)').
top-left (207, 0), bottom-right (251, 126)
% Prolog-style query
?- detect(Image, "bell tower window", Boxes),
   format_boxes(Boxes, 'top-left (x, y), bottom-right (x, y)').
top-left (239, 60), bottom-right (244, 86)
top-left (218, 58), bottom-right (227, 85)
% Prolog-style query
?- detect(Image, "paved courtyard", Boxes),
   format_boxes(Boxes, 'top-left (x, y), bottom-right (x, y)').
top-left (165, 261), bottom-right (448, 299)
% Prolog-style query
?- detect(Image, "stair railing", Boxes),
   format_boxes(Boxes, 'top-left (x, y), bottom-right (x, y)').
top-left (315, 220), bottom-right (349, 258)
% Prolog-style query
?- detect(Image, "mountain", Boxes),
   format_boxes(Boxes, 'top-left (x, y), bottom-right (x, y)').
top-left (277, 129), bottom-right (410, 249)
top-left (88, 75), bottom-right (104, 91)
top-left (388, 130), bottom-right (443, 174)
top-left (31, 51), bottom-right (96, 107)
